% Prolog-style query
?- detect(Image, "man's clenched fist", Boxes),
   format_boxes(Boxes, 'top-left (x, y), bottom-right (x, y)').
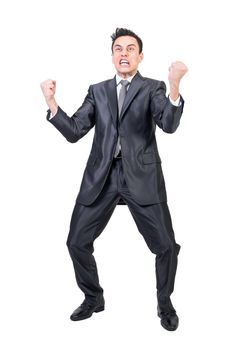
top-left (168, 61), bottom-right (188, 84)
top-left (40, 79), bottom-right (56, 100)
top-left (40, 79), bottom-right (58, 115)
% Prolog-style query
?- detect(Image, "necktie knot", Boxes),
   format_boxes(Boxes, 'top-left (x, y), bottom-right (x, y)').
top-left (120, 80), bottom-right (130, 88)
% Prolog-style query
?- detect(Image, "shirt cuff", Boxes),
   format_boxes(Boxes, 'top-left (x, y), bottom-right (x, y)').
top-left (169, 95), bottom-right (181, 106)
top-left (47, 109), bottom-right (55, 120)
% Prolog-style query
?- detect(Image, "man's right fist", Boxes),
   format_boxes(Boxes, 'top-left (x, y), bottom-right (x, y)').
top-left (40, 79), bottom-right (56, 100)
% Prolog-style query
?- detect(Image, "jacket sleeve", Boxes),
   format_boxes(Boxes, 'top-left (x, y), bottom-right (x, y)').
top-left (46, 85), bottom-right (95, 143)
top-left (150, 81), bottom-right (184, 133)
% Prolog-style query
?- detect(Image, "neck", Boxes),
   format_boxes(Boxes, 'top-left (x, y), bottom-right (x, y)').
top-left (117, 71), bottom-right (137, 79)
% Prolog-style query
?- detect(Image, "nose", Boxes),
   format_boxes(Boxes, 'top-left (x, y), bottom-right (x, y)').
top-left (121, 49), bottom-right (128, 56)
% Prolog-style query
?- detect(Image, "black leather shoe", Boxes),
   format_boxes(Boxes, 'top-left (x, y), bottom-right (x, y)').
top-left (157, 306), bottom-right (179, 331)
top-left (70, 298), bottom-right (105, 321)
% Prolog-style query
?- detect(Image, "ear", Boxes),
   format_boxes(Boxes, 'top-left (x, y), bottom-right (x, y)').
top-left (139, 52), bottom-right (144, 62)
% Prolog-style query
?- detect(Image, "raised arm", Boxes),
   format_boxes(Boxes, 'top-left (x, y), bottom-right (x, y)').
top-left (150, 61), bottom-right (188, 133)
top-left (40, 80), bottom-right (95, 143)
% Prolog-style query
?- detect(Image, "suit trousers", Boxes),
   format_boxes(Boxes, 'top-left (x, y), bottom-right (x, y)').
top-left (67, 157), bottom-right (180, 310)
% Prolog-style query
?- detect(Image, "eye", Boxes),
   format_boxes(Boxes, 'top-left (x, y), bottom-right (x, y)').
top-left (128, 46), bottom-right (135, 52)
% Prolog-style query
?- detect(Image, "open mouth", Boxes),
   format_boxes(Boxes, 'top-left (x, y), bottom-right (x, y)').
top-left (120, 59), bottom-right (129, 66)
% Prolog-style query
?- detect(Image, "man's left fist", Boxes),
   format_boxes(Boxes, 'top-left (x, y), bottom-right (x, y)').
top-left (168, 61), bottom-right (188, 83)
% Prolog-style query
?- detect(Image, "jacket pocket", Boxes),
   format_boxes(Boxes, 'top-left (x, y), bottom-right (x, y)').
top-left (142, 151), bottom-right (161, 164)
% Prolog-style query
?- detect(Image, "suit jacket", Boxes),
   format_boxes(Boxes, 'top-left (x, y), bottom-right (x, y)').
top-left (47, 72), bottom-right (184, 206)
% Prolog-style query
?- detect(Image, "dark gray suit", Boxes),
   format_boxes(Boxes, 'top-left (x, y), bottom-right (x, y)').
top-left (47, 72), bottom-right (184, 205)
top-left (47, 72), bottom-right (184, 311)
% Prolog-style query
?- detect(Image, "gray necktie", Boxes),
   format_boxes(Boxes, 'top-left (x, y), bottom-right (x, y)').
top-left (114, 80), bottom-right (130, 157)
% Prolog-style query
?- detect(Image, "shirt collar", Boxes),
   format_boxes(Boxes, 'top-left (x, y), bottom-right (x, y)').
top-left (115, 73), bottom-right (136, 86)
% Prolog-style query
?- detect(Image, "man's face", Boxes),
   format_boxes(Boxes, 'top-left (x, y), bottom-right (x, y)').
top-left (112, 36), bottom-right (143, 78)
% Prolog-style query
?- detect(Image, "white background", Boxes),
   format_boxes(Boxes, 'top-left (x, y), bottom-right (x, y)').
top-left (1, 0), bottom-right (234, 348)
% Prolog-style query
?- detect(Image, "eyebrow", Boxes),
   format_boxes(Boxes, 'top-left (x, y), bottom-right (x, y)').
top-left (114, 44), bottom-right (137, 49)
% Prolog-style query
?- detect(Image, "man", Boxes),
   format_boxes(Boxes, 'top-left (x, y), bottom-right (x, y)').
top-left (40, 28), bottom-right (188, 331)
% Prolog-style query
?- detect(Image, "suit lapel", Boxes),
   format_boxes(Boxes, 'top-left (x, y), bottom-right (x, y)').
top-left (105, 77), bottom-right (118, 127)
top-left (120, 72), bottom-right (145, 120)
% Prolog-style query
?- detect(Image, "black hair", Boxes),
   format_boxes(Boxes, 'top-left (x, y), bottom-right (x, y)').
top-left (111, 28), bottom-right (143, 53)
